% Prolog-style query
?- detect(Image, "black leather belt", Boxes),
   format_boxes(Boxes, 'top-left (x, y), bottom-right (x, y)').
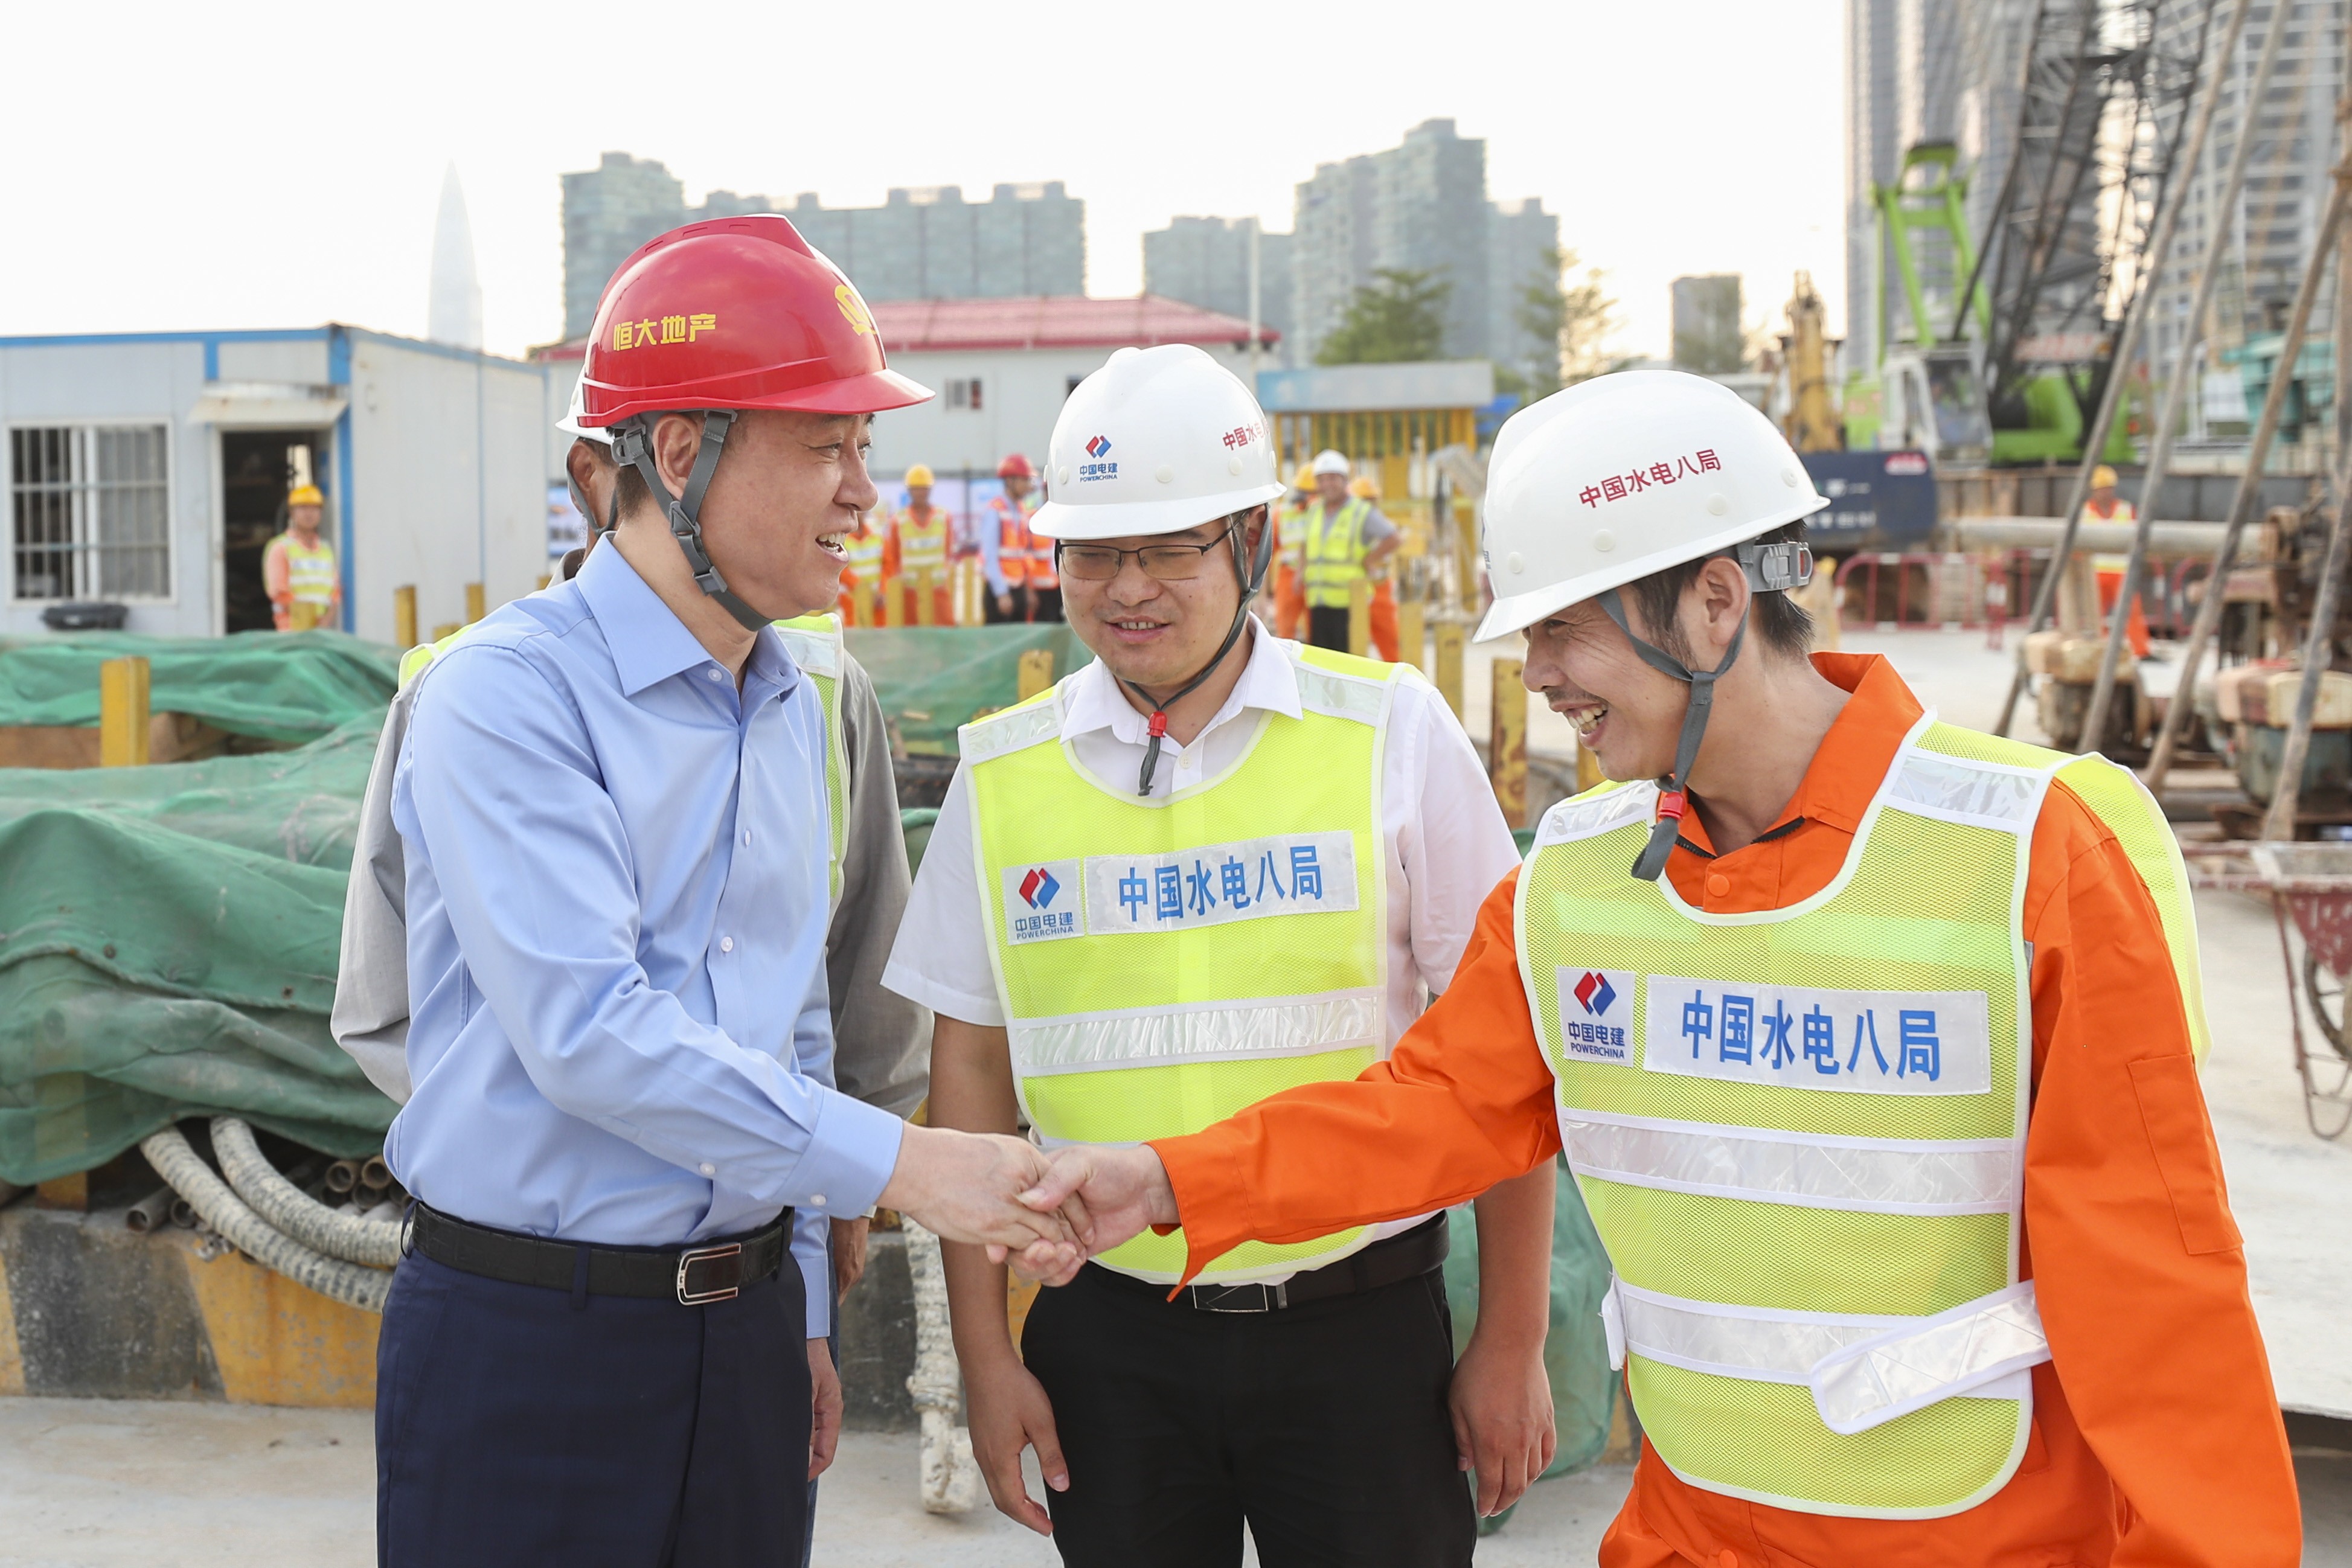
top-left (1087, 1214), bottom-right (1449, 1313)
top-left (409, 1203), bottom-right (792, 1306)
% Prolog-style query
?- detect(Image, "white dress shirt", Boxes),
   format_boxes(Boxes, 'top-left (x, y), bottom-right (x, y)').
top-left (884, 626), bottom-right (1521, 1040)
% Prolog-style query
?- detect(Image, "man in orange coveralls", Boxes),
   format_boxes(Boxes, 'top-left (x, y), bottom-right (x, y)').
top-left (1015, 371), bottom-right (2302, 1567)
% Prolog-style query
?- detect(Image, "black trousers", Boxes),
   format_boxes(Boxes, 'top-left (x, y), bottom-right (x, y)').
top-left (1307, 604), bottom-right (1352, 653)
top-left (1030, 585), bottom-right (1064, 622)
top-left (376, 1250), bottom-right (809, 1567)
top-left (1022, 1260), bottom-right (1473, 1568)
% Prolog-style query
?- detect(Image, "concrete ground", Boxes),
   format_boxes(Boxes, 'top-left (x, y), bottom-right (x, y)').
top-left (5, 628), bottom-right (2351, 1564)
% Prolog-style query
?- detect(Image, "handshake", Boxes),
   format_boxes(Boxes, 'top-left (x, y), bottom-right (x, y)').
top-left (876, 1126), bottom-right (1179, 1285)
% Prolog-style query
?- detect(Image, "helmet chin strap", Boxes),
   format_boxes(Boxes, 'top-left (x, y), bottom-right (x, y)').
top-left (1592, 538), bottom-right (1812, 882)
top-left (1117, 510), bottom-right (1277, 798)
top-left (610, 411), bottom-right (775, 633)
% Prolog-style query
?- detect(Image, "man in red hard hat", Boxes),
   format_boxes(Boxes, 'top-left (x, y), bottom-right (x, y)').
top-left (374, 214), bottom-right (1083, 1567)
top-left (984, 452), bottom-right (1054, 622)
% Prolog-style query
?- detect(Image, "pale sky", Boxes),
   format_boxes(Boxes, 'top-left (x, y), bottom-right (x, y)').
top-left (3, 0), bottom-right (1845, 364)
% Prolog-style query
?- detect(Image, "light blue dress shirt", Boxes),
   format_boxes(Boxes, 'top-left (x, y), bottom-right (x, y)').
top-left (387, 543), bottom-right (904, 1335)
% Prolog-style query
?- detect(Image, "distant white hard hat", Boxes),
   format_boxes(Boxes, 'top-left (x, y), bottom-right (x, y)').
top-left (1474, 370), bottom-right (1828, 642)
top-left (1311, 449), bottom-right (1352, 478)
top-left (554, 374), bottom-right (612, 446)
top-left (1030, 345), bottom-right (1285, 540)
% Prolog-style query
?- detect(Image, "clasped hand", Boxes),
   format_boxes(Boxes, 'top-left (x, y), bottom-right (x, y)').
top-left (876, 1127), bottom-right (1174, 1284)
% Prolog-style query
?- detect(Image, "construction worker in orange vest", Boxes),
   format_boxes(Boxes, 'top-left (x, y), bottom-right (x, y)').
top-left (883, 463), bottom-right (955, 626)
top-left (1271, 462), bottom-right (1312, 638)
top-left (984, 453), bottom-right (1059, 622)
top-left (264, 483), bottom-right (341, 632)
top-left (836, 506), bottom-right (888, 627)
top-left (1352, 474), bottom-right (1403, 662)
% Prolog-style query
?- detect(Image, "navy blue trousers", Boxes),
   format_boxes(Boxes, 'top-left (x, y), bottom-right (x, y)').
top-left (376, 1250), bottom-right (810, 1567)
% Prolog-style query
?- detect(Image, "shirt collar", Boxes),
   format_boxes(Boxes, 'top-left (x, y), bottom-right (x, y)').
top-left (1059, 622), bottom-right (1303, 746)
top-left (1674, 651), bottom-right (1924, 854)
top-left (574, 540), bottom-right (796, 701)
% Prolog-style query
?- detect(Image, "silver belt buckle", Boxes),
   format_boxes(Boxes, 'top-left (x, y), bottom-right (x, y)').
top-left (676, 1241), bottom-right (745, 1305)
top-left (1191, 1281), bottom-right (1289, 1313)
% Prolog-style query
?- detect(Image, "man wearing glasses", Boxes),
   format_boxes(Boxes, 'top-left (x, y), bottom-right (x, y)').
top-left (880, 344), bottom-right (1556, 1567)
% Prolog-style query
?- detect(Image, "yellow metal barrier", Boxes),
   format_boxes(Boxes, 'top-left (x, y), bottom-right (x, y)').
top-left (1016, 648), bottom-right (1057, 702)
top-left (99, 658), bottom-right (150, 769)
top-left (1489, 658), bottom-right (1527, 829)
top-left (464, 583), bottom-right (486, 626)
top-left (393, 586), bottom-right (418, 651)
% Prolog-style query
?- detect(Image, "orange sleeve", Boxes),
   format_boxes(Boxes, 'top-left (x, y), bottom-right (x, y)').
top-left (2022, 782), bottom-right (2299, 1566)
top-left (1150, 868), bottom-right (1563, 1281)
top-left (880, 520), bottom-right (901, 580)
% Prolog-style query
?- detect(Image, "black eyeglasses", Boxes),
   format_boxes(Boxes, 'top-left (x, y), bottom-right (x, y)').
top-left (1055, 528), bottom-right (1237, 583)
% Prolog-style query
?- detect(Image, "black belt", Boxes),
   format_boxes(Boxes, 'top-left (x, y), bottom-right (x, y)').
top-left (1087, 1214), bottom-right (1449, 1313)
top-left (409, 1203), bottom-right (792, 1306)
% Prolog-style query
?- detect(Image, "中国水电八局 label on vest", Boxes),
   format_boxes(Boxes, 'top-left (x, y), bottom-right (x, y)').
top-left (1553, 968), bottom-right (1639, 1063)
top-left (1640, 976), bottom-right (1993, 1095)
top-left (1081, 831), bottom-right (1358, 935)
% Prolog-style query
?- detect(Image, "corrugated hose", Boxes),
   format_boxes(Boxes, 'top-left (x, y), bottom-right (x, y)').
top-left (138, 1124), bottom-right (393, 1313)
top-left (208, 1116), bottom-right (404, 1268)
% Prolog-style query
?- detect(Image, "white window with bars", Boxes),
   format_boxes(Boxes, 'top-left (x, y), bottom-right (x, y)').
top-left (946, 377), bottom-right (984, 411)
top-left (10, 424), bottom-right (173, 601)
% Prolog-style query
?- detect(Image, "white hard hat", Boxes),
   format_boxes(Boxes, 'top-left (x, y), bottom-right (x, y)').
top-left (555, 374), bottom-right (612, 446)
top-left (1474, 370), bottom-right (1827, 642)
top-left (1030, 345), bottom-right (1285, 540)
top-left (1310, 449), bottom-right (1351, 478)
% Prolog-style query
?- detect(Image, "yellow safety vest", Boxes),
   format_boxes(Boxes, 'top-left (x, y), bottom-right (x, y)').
top-left (1301, 499), bottom-right (1370, 609)
top-left (842, 528), bottom-right (885, 587)
top-left (270, 533), bottom-right (338, 627)
top-left (399, 610), bottom-right (851, 905)
top-left (1516, 716), bottom-right (2208, 1518)
top-left (966, 643), bottom-right (1408, 1283)
top-left (893, 510), bottom-right (950, 575)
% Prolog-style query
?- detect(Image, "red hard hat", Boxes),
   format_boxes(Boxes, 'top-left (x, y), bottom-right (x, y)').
top-left (579, 214), bottom-right (932, 424)
top-left (997, 453), bottom-right (1035, 479)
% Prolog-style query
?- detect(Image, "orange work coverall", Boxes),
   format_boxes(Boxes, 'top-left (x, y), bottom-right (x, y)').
top-left (1151, 653), bottom-right (2301, 1567)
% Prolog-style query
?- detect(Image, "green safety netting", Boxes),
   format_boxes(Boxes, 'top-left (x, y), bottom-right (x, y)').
top-left (0, 630), bottom-right (399, 743)
top-left (844, 623), bottom-right (1092, 755)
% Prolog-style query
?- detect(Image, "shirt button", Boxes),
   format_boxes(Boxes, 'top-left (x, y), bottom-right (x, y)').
top-left (742, 830), bottom-right (752, 846)
top-left (720, 936), bottom-right (735, 953)
top-left (698, 1162), bottom-right (715, 1177)
top-left (1706, 872), bottom-right (1732, 898)
top-left (810, 1194), bottom-right (826, 1207)
top-left (705, 667), bottom-right (724, 682)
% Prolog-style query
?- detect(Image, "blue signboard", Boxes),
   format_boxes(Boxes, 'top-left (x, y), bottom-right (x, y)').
top-left (1799, 450), bottom-right (1937, 552)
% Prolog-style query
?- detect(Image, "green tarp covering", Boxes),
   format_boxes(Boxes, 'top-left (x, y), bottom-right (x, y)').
top-left (0, 630), bottom-right (398, 743)
top-left (845, 623), bottom-right (1092, 755)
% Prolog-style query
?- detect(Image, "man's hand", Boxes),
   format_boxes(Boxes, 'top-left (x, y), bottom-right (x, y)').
top-left (878, 1125), bottom-right (1081, 1278)
top-left (964, 1353), bottom-right (1068, 1534)
top-left (1448, 1331), bottom-right (1556, 1517)
top-left (808, 1339), bottom-right (843, 1481)
top-left (1009, 1144), bottom-right (1179, 1284)
top-left (995, 593), bottom-right (1014, 618)
top-left (831, 1216), bottom-right (870, 1298)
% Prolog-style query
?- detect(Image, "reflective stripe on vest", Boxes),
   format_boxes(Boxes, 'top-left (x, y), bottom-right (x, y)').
top-left (774, 613), bottom-right (850, 904)
top-left (966, 644), bottom-right (1406, 1284)
top-left (989, 498), bottom-right (1030, 588)
top-left (1301, 499), bottom-right (1369, 608)
top-left (276, 535), bottom-right (338, 608)
top-left (1517, 716), bottom-right (2208, 1517)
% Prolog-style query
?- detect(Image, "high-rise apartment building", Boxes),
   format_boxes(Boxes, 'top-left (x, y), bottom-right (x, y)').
top-left (1287, 119), bottom-right (1559, 371)
top-left (1672, 275), bottom-right (1746, 373)
top-left (1141, 218), bottom-right (1295, 354)
top-left (1488, 198), bottom-right (1563, 388)
top-left (2144, 0), bottom-right (2347, 406)
top-left (560, 155), bottom-right (1086, 338)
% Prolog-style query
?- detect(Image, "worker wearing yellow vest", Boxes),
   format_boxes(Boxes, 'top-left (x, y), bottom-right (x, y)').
top-left (835, 509), bottom-right (887, 626)
top-left (1024, 371), bottom-right (2299, 1567)
top-left (2086, 464), bottom-right (2151, 658)
top-left (882, 344), bottom-right (1556, 1563)
top-left (1269, 462), bottom-right (1313, 638)
top-left (1299, 449), bottom-right (1399, 652)
top-left (883, 463), bottom-right (954, 626)
top-left (263, 484), bottom-right (340, 632)
top-left (1351, 473), bottom-right (1403, 661)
